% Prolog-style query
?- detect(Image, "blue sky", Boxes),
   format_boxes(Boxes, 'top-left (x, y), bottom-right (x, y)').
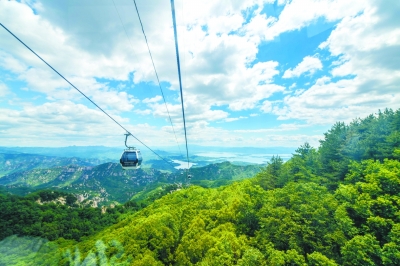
top-left (0, 0), bottom-right (400, 150)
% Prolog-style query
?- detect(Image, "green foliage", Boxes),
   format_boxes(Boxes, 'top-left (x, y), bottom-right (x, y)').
top-left (284, 143), bottom-right (324, 185)
top-left (237, 247), bottom-right (266, 266)
top-left (130, 183), bottom-right (182, 206)
top-left (0, 235), bottom-right (48, 265)
top-left (382, 224), bottom-right (400, 265)
top-left (0, 152), bottom-right (98, 178)
top-left (307, 252), bottom-right (338, 266)
top-left (0, 235), bottom-right (65, 265)
top-left (4, 157), bottom-right (400, 265)
top-left (255, 182), bottom-right (346, 261)
top-left (319, 121), bottom-right (350, 186)
top-left (253, 155), bottom-right (283, 190)
top-left (0, 190), bottom-right (140, 242)
top-left (342, 234), bottom-right (382, 265)
top-left (265, 247), bottom-right (306, 266)
top-left (337, 159), bottom-right (400, 235)
top-left (3, 108), bottom-right (400, 265)
top-left (252, 108), bottom-right (400, 192)
top-left (0, 160), bottom-right (260, 206)
top-left (318, 109), bottom-right (400, 188)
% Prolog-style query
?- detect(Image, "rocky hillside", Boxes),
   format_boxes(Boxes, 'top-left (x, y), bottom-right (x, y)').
top-left (0, 161), bottom-right (261, 205)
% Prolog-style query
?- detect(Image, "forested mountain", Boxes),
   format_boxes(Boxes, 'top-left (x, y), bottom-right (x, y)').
top-left (253, 108), bottom-right (400, 191)
top-left (0, 146), bottom-right (123, 163)
top-left (0, 190), bottom-right (139, 242)
top-left (1, 108), bottom-right (399, 265)
top-left (0, 161), bottom-right (260, 205)
top-left (0, 152), bottom-right (100, 177)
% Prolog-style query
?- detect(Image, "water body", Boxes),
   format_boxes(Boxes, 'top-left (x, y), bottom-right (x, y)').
top-left (195, 152), bottom-right (292, 164)
top-left (172, 160), bottom-right (197, 169)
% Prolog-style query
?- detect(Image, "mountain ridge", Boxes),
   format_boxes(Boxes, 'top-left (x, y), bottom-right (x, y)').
top-left (0, 161), bottom-right (261, 205)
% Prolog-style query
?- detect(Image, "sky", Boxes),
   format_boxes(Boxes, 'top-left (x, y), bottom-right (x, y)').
top-left (0, 0), bottom-right (400, 151)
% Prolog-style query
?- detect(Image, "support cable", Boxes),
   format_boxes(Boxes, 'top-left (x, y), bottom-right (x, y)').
top-left (111, 0), bottom-right (137, 56)
top-left (0, 22), bottom-right (174, 167)
top-left (170, 0), bottom-right (190, 172)
top-left (132, 0), bottom-right (183, 157)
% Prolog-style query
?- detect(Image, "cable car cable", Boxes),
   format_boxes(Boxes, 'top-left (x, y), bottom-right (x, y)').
top-left (111, 1), bottom-right (182, 158)
top-left (170, 0), bottom-right (190, 172)
top-left (0, 22), bottom-right (174, 168)
top-left (132, 0), bottom-right (183, 157)
top-left (111, 0), bottom-right (137, 54)
top-left (112, 0), bottom-right (182, 158)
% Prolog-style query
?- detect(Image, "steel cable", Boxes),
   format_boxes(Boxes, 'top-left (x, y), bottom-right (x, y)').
top-left (0, 22), bottom-right (175, 168)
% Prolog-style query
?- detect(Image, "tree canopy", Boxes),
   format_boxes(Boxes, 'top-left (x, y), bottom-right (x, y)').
top-left (1, 108), bottom-right (400, 265)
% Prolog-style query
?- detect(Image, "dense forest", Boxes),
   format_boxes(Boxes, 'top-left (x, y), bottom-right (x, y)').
top-left (0, 190), bottom-right (149, 242)
top-left (0, 158), bottom-right (261, 205)
top-left (1, 108), bottom-right (399, 265)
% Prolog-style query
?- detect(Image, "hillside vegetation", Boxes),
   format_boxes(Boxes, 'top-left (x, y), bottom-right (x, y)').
top-left (1, 108), bottom-right (399, 265)
top-left (0, 190), bottom-right (145, 242)
top-left (0, 152), bottom-right (99, 177)
top-left (0, 161), bottom-right (260, 205)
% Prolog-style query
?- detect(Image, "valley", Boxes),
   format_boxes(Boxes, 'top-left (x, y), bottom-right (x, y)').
top-left (0, 148), bottom-right (265, 206)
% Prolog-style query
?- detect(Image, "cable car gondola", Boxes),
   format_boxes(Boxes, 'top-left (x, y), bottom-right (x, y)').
top-left (120, 133), bottom-right (142, 170)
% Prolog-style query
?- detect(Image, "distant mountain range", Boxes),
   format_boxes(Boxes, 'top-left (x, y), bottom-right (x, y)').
top-left (0, 145), bottom-right (295, 165)
top-left (0, 152), bottom-right (262, 205)
top-left (0, 146), bottom-right (124, 163)
top-left (0, 152), bottom-right (101, 177)
top-left (0, 145), bottom-right (293, 205)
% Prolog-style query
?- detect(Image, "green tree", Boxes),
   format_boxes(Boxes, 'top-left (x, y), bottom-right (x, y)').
top-left (288, 142), bottom-right (322, 184)
top-left (307, 251), bottom-right (338, 266)
top-left (382, 223), bottom-right (400, 265)
top-left (319, 122), bottom-right (349, 188)
top-left (255, 182), bottom-right (343, 261)
top-left (342, 234), bottom-right (382, 266)
top-left (254, 155), bottom-right (283, 190)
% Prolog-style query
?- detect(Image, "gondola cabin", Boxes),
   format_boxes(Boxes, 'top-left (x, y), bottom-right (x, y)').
top-left (120, 149), bottom-right (142, 170)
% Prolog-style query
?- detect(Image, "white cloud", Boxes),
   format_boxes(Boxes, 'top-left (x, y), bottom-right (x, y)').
top-left (92, 90), bottom-right (137, 112)
top-left (243, 0), bottom-right (367, 44)
top-left (0, 101), bottom-right (124, 145)
top-left (283, 56), bottom-right (322, 78)
top-left (277, 0), bottom-right (290, 6)
top-left (315, 76), bottom-right (331, 86)
top-left (1, 0), bottom-right (399, 148)
top-left (0, 101), bottom-right (184, 147)
top-left (0, 0), bottom-right (283, 131)
top-left (0, 51), bottom-right (27, 73)
top-left (206, 14), bottom-right (244, 36)
top-left (162, 121), bottom-right (316, 148)
top-left (143, 95), bottom-right (162, 103)
top-left (135, 109), bottom-right (152, 115)
top-left (234, 123), bottom-right (303, 133)
top-left (260, 100), bottom-right (273, 113)
top-left (225, 116), bottom-right (247, 122)
top-left (0, 1), bottom-right (140, 107)
top-left (270, 0), bottom-right (400, 125)
top-left (0, 82), bottom-right (9, 97)
top-left (320, 1), bottom-right (400, 96)
top-left (273, 77), bottom-right (400, 125)
top-left (0, 49), bottom-right (137, 112)
top-left (331, 61), bottom-right (352, 77)
top-left (146, 99), bottom-right (229, 126)
top-left (225, 118), bottom-right (240, 122)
